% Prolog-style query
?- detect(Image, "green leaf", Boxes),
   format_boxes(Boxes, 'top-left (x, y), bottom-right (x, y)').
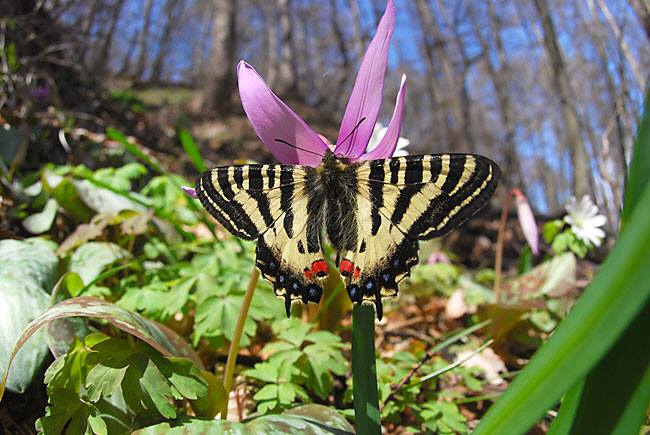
top-left (0, 239), bottom-right (57, 393)
top-left (85, 364), bottom-right (128, 402)
top-left (88, 414), bottom-right (108, 435)
top-left (70, 242), bottom-right (131, 285)
top-left (178, 129), bottom-right (206, 172)
top-left (23, 198), bottom-right (58, 234)
top-left (542, 220), bottom-right (564, 243)
top-left (474, 158), bottom-right (650, 432)
top-left (42, 170), bottom-right (94, 222)
top-left (140, 359), bottom-right (177, 418)
top-left (132, 404), bottom-right (354, 434)
top-left (0, 296), bottom-right (204, 400)
top-left (189, 370), bottom-right (227, 419)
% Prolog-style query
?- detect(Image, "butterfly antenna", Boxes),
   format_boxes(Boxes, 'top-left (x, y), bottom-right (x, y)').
top-left (338, 117), bottom-right (366, 156)
top-left (274, 139), bottom-right (325, 157)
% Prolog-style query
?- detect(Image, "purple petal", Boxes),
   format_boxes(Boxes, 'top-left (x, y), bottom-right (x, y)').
top-left (513, 189), bottom-right (539, 255)
top-left (237, 61), bottom-right (328, 166)
top-left (334, 0), bottom-right (395, 158)
top-left (182, 186), bottom-right (197, 198)
top-left (360, 74), bottom-right (406, 160)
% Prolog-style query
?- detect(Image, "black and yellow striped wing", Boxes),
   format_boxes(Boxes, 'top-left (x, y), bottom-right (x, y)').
top-left (195, 165), bottom-right (328, 316)
top-left (338, 154), bottom-right (500, 318)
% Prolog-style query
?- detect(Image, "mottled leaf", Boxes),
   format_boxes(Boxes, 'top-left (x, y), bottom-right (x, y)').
top-left (0, 238), bottom-right (57, 393)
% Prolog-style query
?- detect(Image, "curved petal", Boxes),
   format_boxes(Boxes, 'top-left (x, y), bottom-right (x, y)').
top-left (360, 74), bottom-right (406, 160)
top-left (182, 186), bottom-right (197, 198)
top-left (237, 61), bottom-right (328, 166)
top-left (334, 0), bottom-right (395, 158)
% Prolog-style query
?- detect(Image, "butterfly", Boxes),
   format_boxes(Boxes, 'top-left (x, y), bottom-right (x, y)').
top-left (195, 151), bottom-right (500, 319)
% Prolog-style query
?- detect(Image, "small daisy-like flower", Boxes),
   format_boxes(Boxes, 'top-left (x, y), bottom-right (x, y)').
top-left (564, 195), bottom-right (606, 247)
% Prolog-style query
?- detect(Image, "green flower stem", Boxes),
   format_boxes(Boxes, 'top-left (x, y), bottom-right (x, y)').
top-left (352, 304), bottom-right (381, 434)
top-left (220, 266), bottom-right (260, 419)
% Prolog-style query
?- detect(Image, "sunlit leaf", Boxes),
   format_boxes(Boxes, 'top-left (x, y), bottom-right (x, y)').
top-left (0, 238), bottom-right (57, 393)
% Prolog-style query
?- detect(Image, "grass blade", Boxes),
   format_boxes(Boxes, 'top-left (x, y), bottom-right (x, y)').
top-left (548, 90), bottom-right (650, 435)
top-left (474, 179), bottom-right (650, 433)
top-left (178, 129), bottom-right (207, 172)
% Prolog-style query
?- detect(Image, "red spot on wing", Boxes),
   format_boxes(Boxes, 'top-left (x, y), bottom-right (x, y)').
top-left (312, 260), bottom-right (328, 277)
top-left (353, 266), bottom-right (361, 280)
top-left (304, 268), bottom-right (314, 280)
top-left (339, 259), bottom-right (354, 276)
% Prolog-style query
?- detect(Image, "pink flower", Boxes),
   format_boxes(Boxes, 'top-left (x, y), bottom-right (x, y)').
top-left (512, 189), bottom-right (539, 255)
top-left (184, 1), bottom-right (404, 198)
top-left (238, 0), bottom-right (405, 166)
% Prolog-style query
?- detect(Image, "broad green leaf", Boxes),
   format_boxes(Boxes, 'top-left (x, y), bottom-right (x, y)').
top-left (132, 404), bottom-right (354, 434)
top-left (0, 239), bottom-right (57, 393)
top-left (70, 242), bottom-right (131, 285)
top-left (23, 198), bottom-right (58, 234)
top-left (0, 296), bottom-right (203, 400)
top-left (74, 179), bottom-right (145, 214)
top-left (42, 170), bottom-right (94, 222)
top-left (474, 169), bottom-right (650, 433)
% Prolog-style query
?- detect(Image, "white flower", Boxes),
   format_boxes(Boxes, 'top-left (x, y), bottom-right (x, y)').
top-left (564, 196), bottom-right (606, 247)
top-left (366, 122), bottom-right (410, 157)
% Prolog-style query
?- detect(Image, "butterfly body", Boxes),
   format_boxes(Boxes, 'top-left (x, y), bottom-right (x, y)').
top-left (196, 152), bottom-right (500, 319)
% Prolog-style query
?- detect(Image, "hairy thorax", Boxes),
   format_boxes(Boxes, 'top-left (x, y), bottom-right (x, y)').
top-left (315, 152), bottom-right (360, 253)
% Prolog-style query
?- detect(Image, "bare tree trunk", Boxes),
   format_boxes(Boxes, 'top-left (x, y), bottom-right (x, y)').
top-left (470, 1), bottom-right (521, 188)
top-left (149, 0), bottom-right (181, 83)
top-left (199, 0), bottom-right (237, 114)
top-left (411, 0), bottom-right (451, 148)
top-left (79, 0), bottom-right (100, 65)
top-left (533, 0), bottom-right (591, 198)
top-left (276, 0), bottom-right (297, 96)
top-left (581, 0), bottom-right (628, 189)
top-left (119, 27), bottom-right (140, 76)
top-left (328, 0), bottom-right (352, 110)
top-left (346, 0), bottom-right (366, 61)
top-left (94, 0), bottom-right (126, 75)
top-left (191, 1), bottom-right (216, 81)
top-left (413, 0), bottom-right (470, 151)
top-left (134, 0), bottom-right (154, 81)
top-left (628, 0), bottom-right (650, 40)
top-left (593, 0), bottom-right (647, 91)
top-left (265, 3), bottom-right (279, 87)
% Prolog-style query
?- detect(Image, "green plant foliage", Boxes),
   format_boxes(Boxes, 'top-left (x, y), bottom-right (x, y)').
top-left (70, 241), bottom-right (131, 285)
top-left (36, 333), bottom-right (208, 434)
top-left (407, 263), bottom-right (460, 296)
top-left (0, 238), bottom-right (57, 393)
top-left (22, 198), bottom-right (58, 234)
top-left (132, 404), bottom-right (354, 434)
top-left (420, 401), bottom-right (468, 434)
top-left (244, 318), bottom-right (347, 413)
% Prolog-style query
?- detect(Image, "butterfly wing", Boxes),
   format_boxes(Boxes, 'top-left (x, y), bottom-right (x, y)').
top-left (196, 164), bottom-right (328, 316)
top-left (337, 154), bottom-right (500, 318)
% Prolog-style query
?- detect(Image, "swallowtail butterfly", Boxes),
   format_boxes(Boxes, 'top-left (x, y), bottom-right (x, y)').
top-left (195, 151), bottom-right (500, 319)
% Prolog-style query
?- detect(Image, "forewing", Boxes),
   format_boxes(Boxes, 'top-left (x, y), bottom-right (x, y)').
top-left (196, 164), bottom-right (329, 316)
top-left (196, 164), bottom-right (301, 240)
